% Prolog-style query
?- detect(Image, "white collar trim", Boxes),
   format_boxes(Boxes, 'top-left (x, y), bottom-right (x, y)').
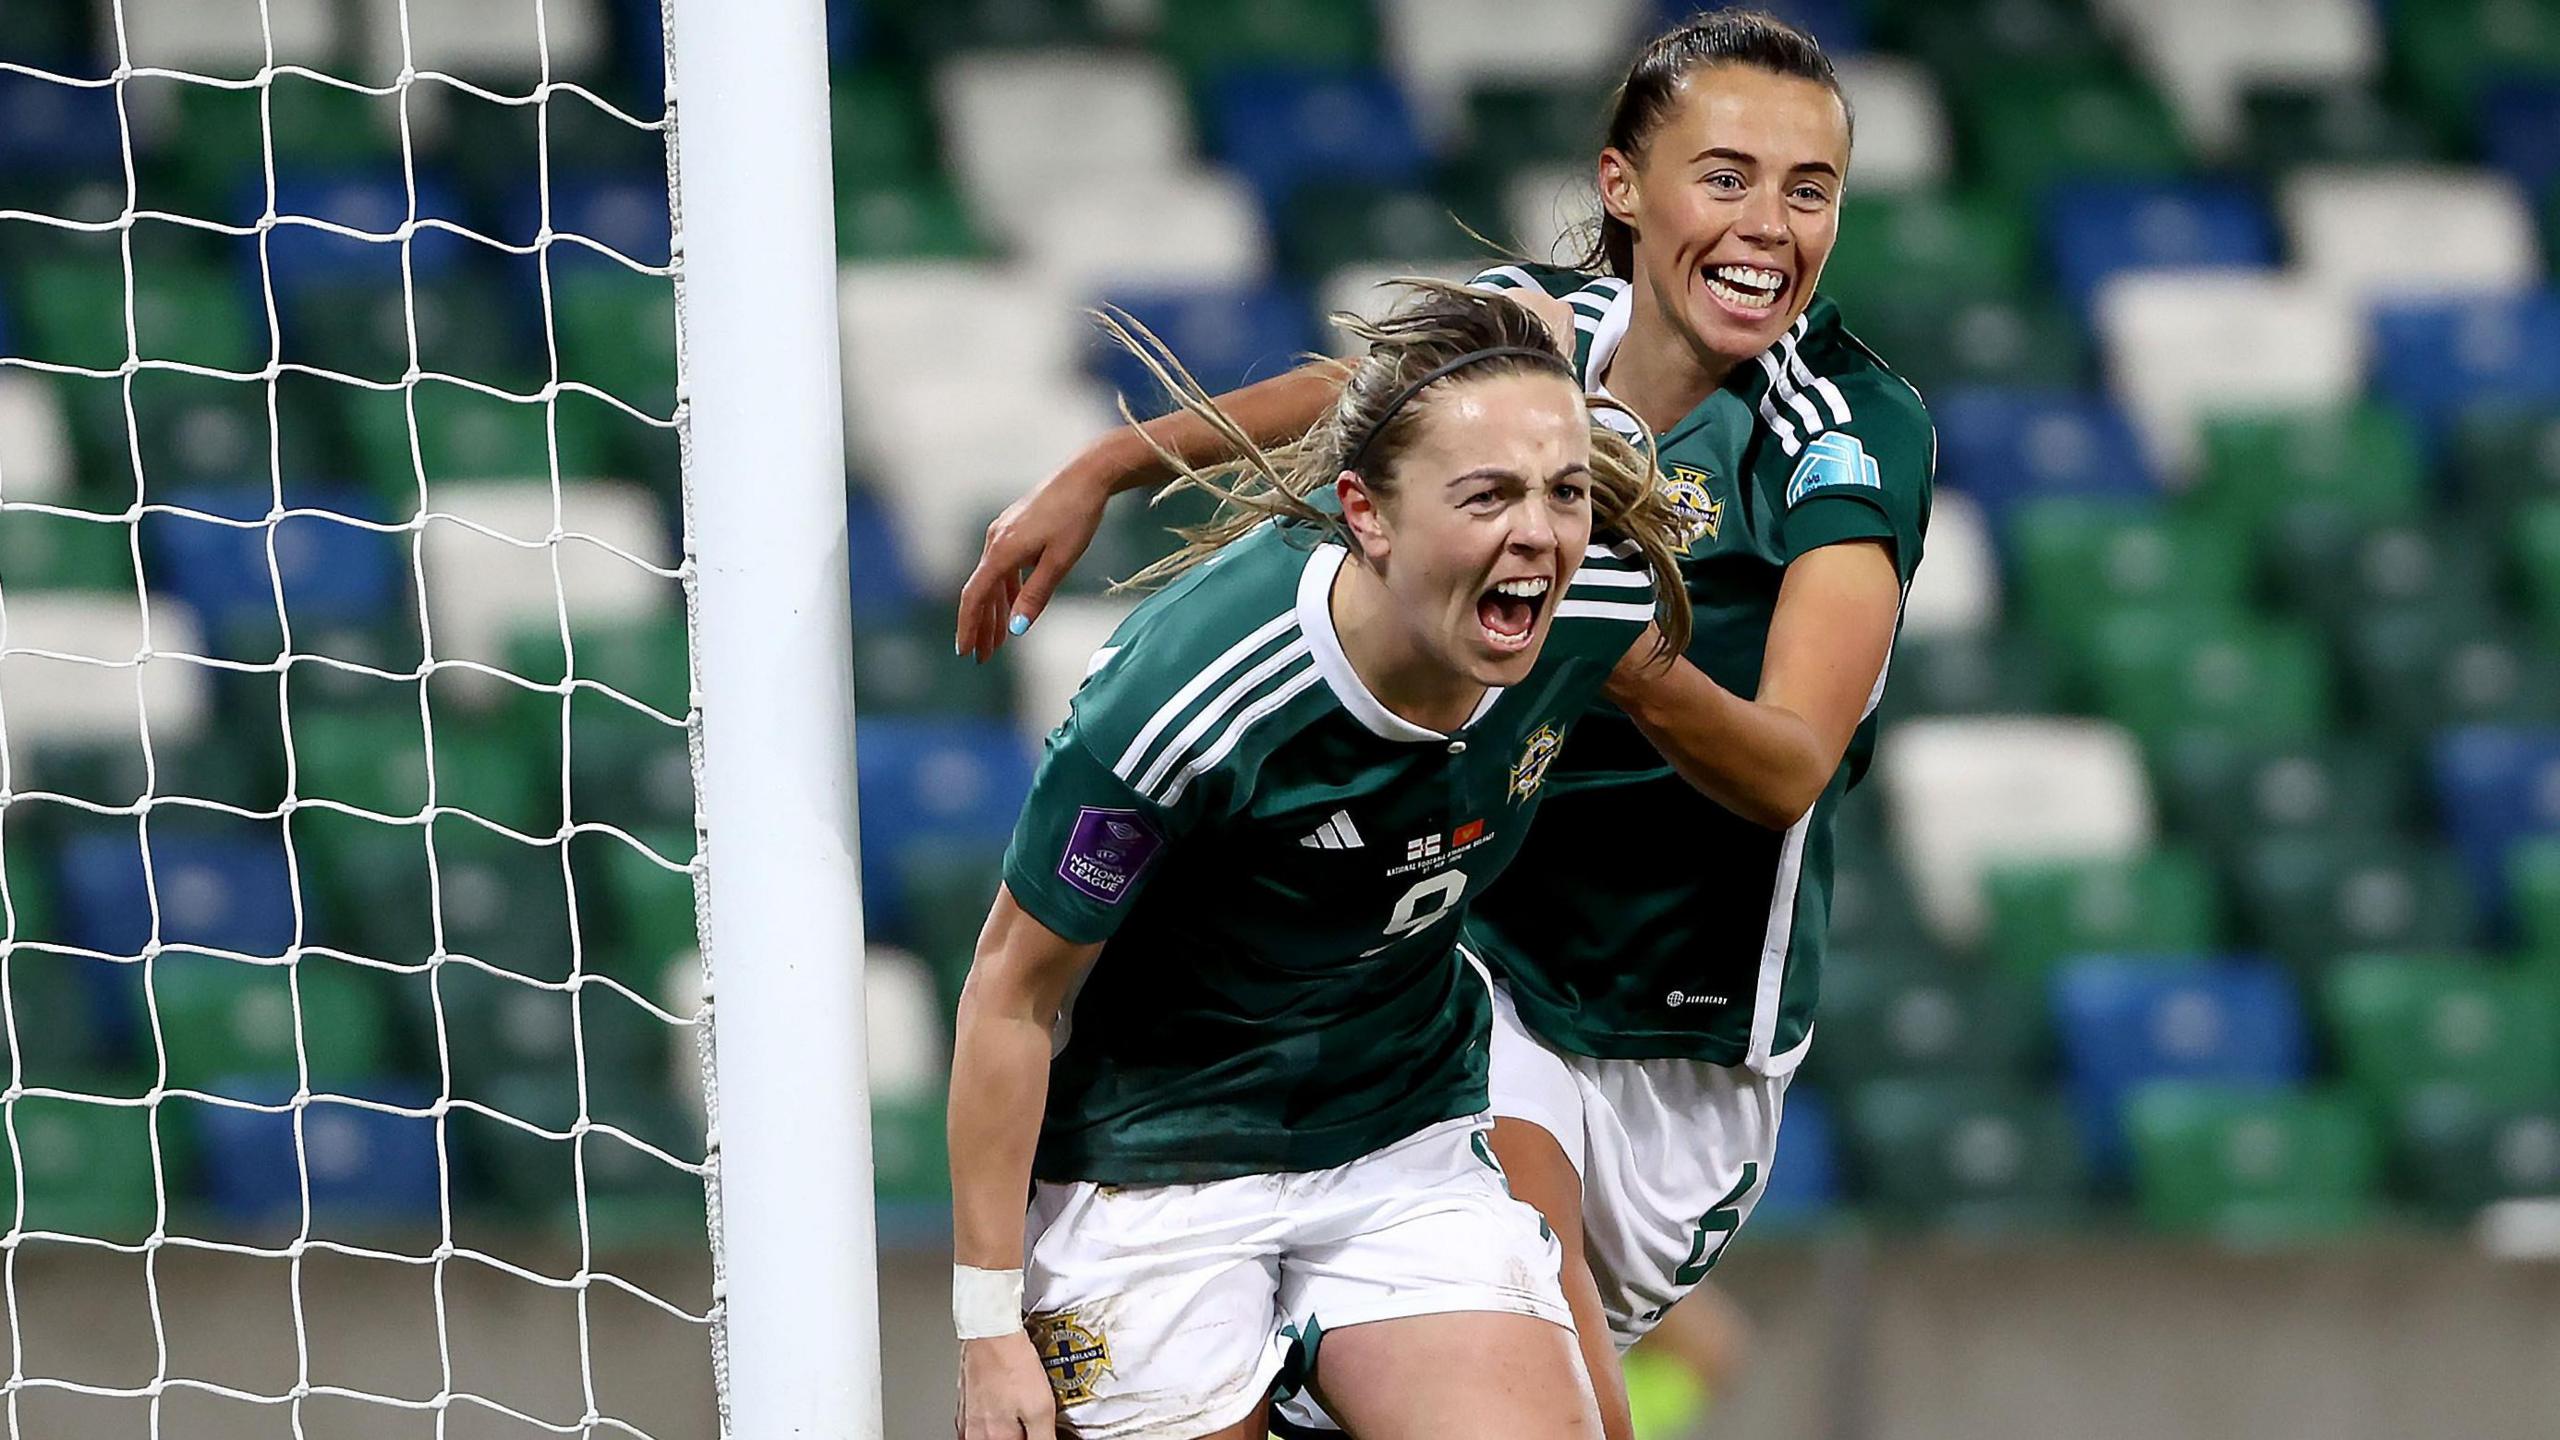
top-left (1583, 279), bottom-right (1634, 396)
top-left (1298, 543), bottom-right (1503, 741)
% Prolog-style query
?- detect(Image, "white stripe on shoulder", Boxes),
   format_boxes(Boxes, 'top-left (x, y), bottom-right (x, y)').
top-left (1782, 324), bottom-right (1853, 429)
top-left (1589, 538), bottom-right (1643, 560)
top-left (1555, 598), bottom-right (1657, 624)
top-left (1567, 566), bottom-right (1653, 589)
top-left (1113, 610), bottom-right (1300, 783)
top-left (1155, 663), bottom-right (1327, 805)
top-left (1471, 264), bottom-right (1540, 293)
top-left (1135, 637), bottom-right (1315, 798)
top-left (1751, 350), bottom-right (1804, 454)
top-left (1764, 340), bottom-right (1826, 436)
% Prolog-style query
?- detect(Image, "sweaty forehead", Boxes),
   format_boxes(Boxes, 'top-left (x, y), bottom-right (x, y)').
top-left (1656, 66), bottom-right (1850, 168)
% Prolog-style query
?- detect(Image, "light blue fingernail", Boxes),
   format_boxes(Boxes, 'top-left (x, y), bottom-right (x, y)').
top-left (1009, 614), bottom-right (1030, 636)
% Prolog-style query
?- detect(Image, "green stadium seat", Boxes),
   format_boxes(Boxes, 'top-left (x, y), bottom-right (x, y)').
top-left (1279, 183), bottom-right (1490, 277)
top-left (2262, 511), bottom-right (2500, 638)
top-left (282, 278), bottom-right (530, 390)
top-left (0, 1096), bottom-right (163, 1244)
top-left (16, 257), bottom-right (261, 373)
top-left (417, 963), bottom-right (672, 1124)
top-left (2452, 406), bottom-right (2560, 521)
top-left (2084, 612), bottom-right (2332, 749)
top-left (151, 77), bottom-right (400, 219)
top-left (1955, 73), bottom-right (2188, 198)
top-left (463, 1072), bottom-right (706, 1247)
top-left (505, 618), bottom-right (697, 832)
top-left (873, 0), bottom-right (1103, 54)
top-left (1877, 629), bottom-right (2063, 721)
top-left (2387, 0), bottom-right (2560, 133)
top-left (507, 613), bottom-right (689, 713)
top-left (2235, 84), bottom-right (2438, 176)
top-left (0, 506), bottom-right (137, 591)
top-left (295, 813), bottom-right (575, 978)
top-left (2232, 835), bottom-right (2479, 969)
top-left (2390, 1084), bottom-right (2560, 1216)
top-left (2322, 955), bottom-right (2560, 1106)
top-left (1829, 821), bottom-right (1934, 956)
top-left (1843, 1078), bottom-right (2087, 1231)
top-left (56, 370), bottom-right (271, 493)
top-left (2189, 406), bottom-right (2424, 542)
top-left (1820, 191), bottom-right (2035, 321)
top-left (836, 176), bottom-right (985, 261)
top-left (551, 270), bottom-right (678, 414)
top-left (19, 731), bottom-right (284, 818)
top-left (2, 948), bottom-right (124, 1090)
top-left (1846, 294), bottom-right (2090, 392)
top-left (893, 842), bottom-right (1005, 1006)
top-left (853, 616), bottom-right (1016, 717)
top-left (830, 68), bottom-right (940, 183)
top-left (1982, 850), bottom-right (2222, 980)
top-left (2007, 500), bottom-right (2251, 657)
top-left (292, 707), bottom-right (430, 817)
top-left (581, 831), bottom-right (698, 989)
top-left (1155, 0), bottom-right (1376, 76)
top-left (2338, 610), bottom-right (2560, 742)
top-left (2125, 1083), bottom-right (2380, 1242)
top-left (2154, 732), bottom-right (2416, 854)
top-left (147, 952), bottom-right (390, 1092)
top-left (873, 1088), bottom-right (951, 1203)
top-left (2515, 838), bottom-right (2560, 964)
top-left (1461, 81), bottom-right (1614, 173)
top-left (343, 381), bottom-right (619, 500)
top-left (2518, 502), bottom-right (2560, 644)
top-left (1810, 951), bottom-right (2045, 1088)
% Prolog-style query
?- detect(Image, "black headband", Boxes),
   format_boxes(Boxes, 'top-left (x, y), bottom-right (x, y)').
top-left (1340, 344), bottom-right (1577, 478)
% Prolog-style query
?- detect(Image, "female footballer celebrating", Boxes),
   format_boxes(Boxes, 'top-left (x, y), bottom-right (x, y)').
top-left (950, 282), bottom-right (1696, 1438)
top-left (954, 13), bottom-right (1933, 1439)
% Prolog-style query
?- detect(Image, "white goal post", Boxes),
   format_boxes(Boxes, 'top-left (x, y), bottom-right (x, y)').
top-left (670, 0), bottom-right (884, 1434)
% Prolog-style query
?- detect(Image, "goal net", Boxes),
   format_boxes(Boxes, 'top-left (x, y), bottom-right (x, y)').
top-left (0, 1), bottom-right (824, 1433)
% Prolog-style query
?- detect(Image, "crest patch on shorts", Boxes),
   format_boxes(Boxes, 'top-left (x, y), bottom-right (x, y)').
top-left (1058, 807), bottom-right (1162, 904)
top-left (1026, 1310), bottom-right (1113, 1407)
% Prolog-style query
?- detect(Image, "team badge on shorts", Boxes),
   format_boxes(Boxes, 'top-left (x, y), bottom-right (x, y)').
top-left (1026, 1310), bottom-right (1113, 1407)
top-left (1510, 723), bottom-right (1562, 803)
top-left (1663, 464), bottom-right (1723, 552)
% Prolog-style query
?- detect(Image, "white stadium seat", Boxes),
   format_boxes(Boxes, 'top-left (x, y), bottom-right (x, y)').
top-left (1835, 57), bottom-right (1952, 192)
top-left (360, 0), bottom-right (605, 83)
top-left (419, 479), bottom-right (675, 700)
top-left (2282, 166), bottom-right (2541, 305)
top-left (0, 374), bottom-right (74, 502)
top-left (1385, 0), bottom-right (1650, 134)
top-left (2100, 0), bottom-right (2380, 155)
top-left (1318, 259), bottom-right (1489, 353)
top-left (1897, 491), bottom-right (1998, 640)
top-left (1878, 716), bottom-right (2155, 949)
top-left (2096, 269), bottom-right (2366, 479)
top-left (111, 0), bottom-right (336, 76)
top-left (839, 260), bottom-right (1090, 423)
top-left (937, 52), bottom-right (1192, 242)
top-left (0, 592), bottom-right (209, 749)
top-left (865, 946), bottom-right (947, 1102)
top-left (1505, 165), bottom-right (1603, 271)
top-left (862, 376), bottom-right (1123, 585)
top-left (1016, 170), bottom-right (1270, 297)
top-left (1011, 594), bottom-right (1141, 746)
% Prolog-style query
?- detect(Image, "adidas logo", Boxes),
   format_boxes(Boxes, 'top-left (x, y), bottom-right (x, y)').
top-left (1298, 810), bottom-right (1364, 850)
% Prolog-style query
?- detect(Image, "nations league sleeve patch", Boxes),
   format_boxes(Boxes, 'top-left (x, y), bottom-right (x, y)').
top-left (1785, 431), bottom-right (1881, 507)
top-left (1058, 807), bottom-right (1164, 905)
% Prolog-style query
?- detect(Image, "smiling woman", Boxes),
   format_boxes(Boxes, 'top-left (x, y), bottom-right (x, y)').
top-left (946, 282), bottom-right (1697, 1440)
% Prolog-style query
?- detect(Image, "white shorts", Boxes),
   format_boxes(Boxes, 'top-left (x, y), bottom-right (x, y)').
top-left (1022, 1114), bottom-right (1571, 1440)
top-left (1487, 981), bottom-right (1788, 1351)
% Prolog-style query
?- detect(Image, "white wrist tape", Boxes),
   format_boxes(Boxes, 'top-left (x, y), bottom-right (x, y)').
top-left (953, 1264), bottom-right (1025, 1340)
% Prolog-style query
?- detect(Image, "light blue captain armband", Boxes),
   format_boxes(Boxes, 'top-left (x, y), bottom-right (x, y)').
top-left (1785, 430), bottom-right (1882, 507)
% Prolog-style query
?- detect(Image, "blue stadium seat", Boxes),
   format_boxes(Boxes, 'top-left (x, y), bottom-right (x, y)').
top-left (1205, 69), bottom-right (1429, 211)
top-left (193, 1081), bottom-right (441, 1227)
top-left (1751, 1085), bottom-right (1842, 1228)
top-left (2042, 179), bottom-right (2278, 316)
top-left (1094, 284), bottom-right (1319, 409)
top-left (256, 172), bottom-right (475, 289)
top-left (2477, 81), bottom-right (2560, 195)
top-left (1660, 0), bottom-right (1869, 53)
top-left (1931, 388), bottom-right (2157, 530)
top-left (0, 70), bottom-right (121, 174)
top-left (2370, 292), bottom-right (2560, 440)
top-left (142, 486), bottom-right (403, 640)
top-left (56, 821), bottom-right (299, 959)
top-left (2430, 727), bottom-right (2560, 919)
top-left (2052, 955), bottom-right (2311, 1175)
top-left (855, 717), bottom-right (1037, 936)
top-left (504, 172), bottom-right (674, 271)
top-left (846, 485), bottom-right (922, 623)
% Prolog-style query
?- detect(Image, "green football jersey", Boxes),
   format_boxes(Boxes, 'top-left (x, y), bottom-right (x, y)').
top-left (1466, 262), bottom-right (1935, 1074)
top-left (1002, 517), bottom-right (1660, 1185)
